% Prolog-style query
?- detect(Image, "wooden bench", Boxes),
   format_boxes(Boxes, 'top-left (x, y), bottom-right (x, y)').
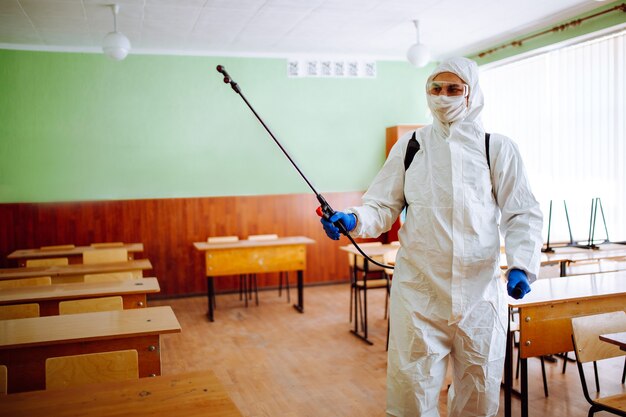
top-left (0, 306), bottom-right (181, 393)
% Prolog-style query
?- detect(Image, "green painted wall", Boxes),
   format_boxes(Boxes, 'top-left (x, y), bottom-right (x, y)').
top-left (1, 1), bottom-right (624, 203)
top-left (0, 51), bottom-right (432, 203)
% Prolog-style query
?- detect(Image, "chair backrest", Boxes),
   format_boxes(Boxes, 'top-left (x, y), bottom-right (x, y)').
top-left (565, 260), bottom-right (601, 276)
top-left (25, 257), bottom-right (69, 267)
top-left (0, 276), bottom-right (52, 290)
top-left (0, 303), bottom-right (40, 320)
top-left (248, 234), bottom-right (279, 241)
top-left (347, 242), bottom-right (383, 268)
top-left (207, 236), bottom-right (239, 243)
top-left (571, 311), bottom-right (626, 363)
top-left (58, 296), bottom-right (124, 315)
top-left (83, 248), bottom-right (128, 264)
top-left (40, 244), bottom-right (75, 251)
top-left (45, 350), bottom-right (138, 390)
top-left (598, 257), bottom-right (626, 273)
top-left (83, 272), bottom-right (136, 283)
top-left (90, 242), bottom-right (124, 248)
top-left (0, 365), bottom-right (6, 395)
top-left (383, 248), bottom-right (399, 265)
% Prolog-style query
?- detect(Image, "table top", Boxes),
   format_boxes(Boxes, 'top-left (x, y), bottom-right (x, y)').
top-left (0, 259), bottom-right (153, 281)
top-left (194, 236), bottom-right (315, 251)
top-left (500, 242), bottom-right (626, 269)
top-left (8, 243), bottom-right (144, 260)
top-left (0, 369), bottom-right (243, 417)
top-left (509, 270), bottom-right (626, 308)
top-left (599, 331), bottom-right (626, 350)
top-left (0, 277), bottom-right (160, 305)
top-left (339, 243), bottom-right (399, 257)
top-left (544, 243), bottom-right (626, 262)
top-left (0, 305), bottom-right (181, 349)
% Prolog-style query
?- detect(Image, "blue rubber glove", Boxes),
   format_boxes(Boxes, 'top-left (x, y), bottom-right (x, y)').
top-left (320, 212), bottom-right (356, 240)
top-left (507, 269), bottom-right (531, 300)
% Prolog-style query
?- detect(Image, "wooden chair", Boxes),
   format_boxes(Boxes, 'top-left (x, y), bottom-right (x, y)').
top-left (571, 311), bottom-right (626, 417)
top-left (0, 303), bottom-right (40, 320)
top-left (83, 248), bottom-right (128, 264)
top-left (40, 244), bottom-right (75, 251)
top-left (207, 236), bottom-right (244, 307)
top-left (90, 242), bottom-right (124, 248)
top-left (207, 236), bottom-right (239, 243)
top-left (58, 296), bottom-right (124, 315)
top-left (599, 257), bottom-right (626, 273)
top-left (0, 276), bottom-right (52, 290)
top-left (383, 247), bottom-right (398, 350)
top-left (45, 350), bottom-right (138, 390)
top-left (565, 259), bottom-right (602, 276)
top-left (25, 257), bottom-right (69, 267)
top-left (348, 242), bottom-right (385, 323)
top-left (83, 272), bottom-right (136, 283)
top-left (0, 365), bottom-right (6, 395)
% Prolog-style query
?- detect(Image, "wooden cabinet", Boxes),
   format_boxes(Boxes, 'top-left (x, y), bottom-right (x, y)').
top-left (383, 125), bottom-right (423, 243)
top-left (385, 125), bottom-right (422, 157)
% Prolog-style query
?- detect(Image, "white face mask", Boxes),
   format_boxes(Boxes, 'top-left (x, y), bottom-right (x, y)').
top-left (427, 94), bottom-right (468, 124)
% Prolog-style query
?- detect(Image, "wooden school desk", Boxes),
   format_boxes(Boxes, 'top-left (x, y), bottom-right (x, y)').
top-left (340, 243), bottom-right (397, 345)
top-left (503, 271), bottom-right (626, 417)
top-left (0, 306), bottom-right (181, 393)
top-left (600, 332), bottom-right (626, 351)
top-left (0, 369), bottom-right (243, 417)
top-left (0, 259), bottom-right (152, 283)
top-left (194, 236), bottom-right (315, 321)
top-left (0, 277), bottom-right (160, 315)
top-left (500, 243), bottom-right (626, 276)
top-left (7, 243), bottom-right (144, 266)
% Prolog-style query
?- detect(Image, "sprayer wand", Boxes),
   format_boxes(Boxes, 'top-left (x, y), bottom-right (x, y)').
top-left (216, 65), bottom-right (393, 270)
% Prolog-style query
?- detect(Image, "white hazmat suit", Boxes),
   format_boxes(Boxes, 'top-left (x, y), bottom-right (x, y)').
top-left (346, 57), bottom-right (543, 416)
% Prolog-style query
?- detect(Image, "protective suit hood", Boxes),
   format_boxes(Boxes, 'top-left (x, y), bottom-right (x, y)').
top-left (427, 57), bottom-right (484, 134)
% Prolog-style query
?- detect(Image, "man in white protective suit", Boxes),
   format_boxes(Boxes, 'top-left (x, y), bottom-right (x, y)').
top-left (320, 56), bottom-right (543, 417)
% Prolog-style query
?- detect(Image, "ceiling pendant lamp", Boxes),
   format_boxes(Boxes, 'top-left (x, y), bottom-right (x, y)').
top-left (103, 4), bottom-right (131, 61)
top-left (406, 20), bottom-right (430, 68)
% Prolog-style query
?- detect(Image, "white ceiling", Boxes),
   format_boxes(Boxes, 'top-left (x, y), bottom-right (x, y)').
top-left (0, 0), bottom-right (612, 60)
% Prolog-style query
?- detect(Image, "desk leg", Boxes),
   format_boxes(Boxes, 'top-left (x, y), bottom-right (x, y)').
top-left (363, 276), bottom-right (369, 340)
top-left (353, 261), bottom-right (358, 334)
top-left (560, 261), bottom-right (567, 277)
top-left (349, 265), bottom-right (374, 345)
top-left (504, 319), bottom-right (512, 417)
top-left (207, 276), bottom-right (215, 322)
top-left (293, 270), bottom-right (304, 313)
top-left (521, 357), bottom-right (528, 417)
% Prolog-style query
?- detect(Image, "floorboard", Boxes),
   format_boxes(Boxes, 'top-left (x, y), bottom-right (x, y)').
top-left (153, 284), bottom-right (626, 417)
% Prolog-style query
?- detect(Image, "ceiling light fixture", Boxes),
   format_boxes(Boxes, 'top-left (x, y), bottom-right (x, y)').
top-left (103, 4), bottom-right (131, 61)
top-left (406, 20), bottom-right (430, 68)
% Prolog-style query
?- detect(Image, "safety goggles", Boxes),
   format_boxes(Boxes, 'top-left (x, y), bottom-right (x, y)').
top-left (427, 81), bottom-right (469, 97)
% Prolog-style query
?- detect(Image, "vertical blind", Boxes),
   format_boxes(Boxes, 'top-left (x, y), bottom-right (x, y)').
top-left (480, 29), bottom-right (626, 243)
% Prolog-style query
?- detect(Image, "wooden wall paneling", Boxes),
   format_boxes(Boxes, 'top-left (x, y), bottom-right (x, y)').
top-left (0, 192), bottom-right (368, 297)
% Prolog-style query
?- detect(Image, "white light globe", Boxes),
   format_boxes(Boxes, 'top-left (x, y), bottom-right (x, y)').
top-left (407, 43), bottom-right (430, 68)
top-left (103, 31), bottom-right (131, 61)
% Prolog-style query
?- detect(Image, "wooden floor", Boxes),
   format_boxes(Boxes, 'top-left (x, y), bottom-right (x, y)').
top-left (153, 284), bottom-right (626, 417)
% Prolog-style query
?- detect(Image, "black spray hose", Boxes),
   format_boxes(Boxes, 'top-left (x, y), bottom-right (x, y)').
top-left (216, 65), bottom-right (394, 270)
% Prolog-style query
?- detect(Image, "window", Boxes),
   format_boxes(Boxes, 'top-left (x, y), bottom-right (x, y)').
top-left (481, 29), bottom-right (626, 242)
